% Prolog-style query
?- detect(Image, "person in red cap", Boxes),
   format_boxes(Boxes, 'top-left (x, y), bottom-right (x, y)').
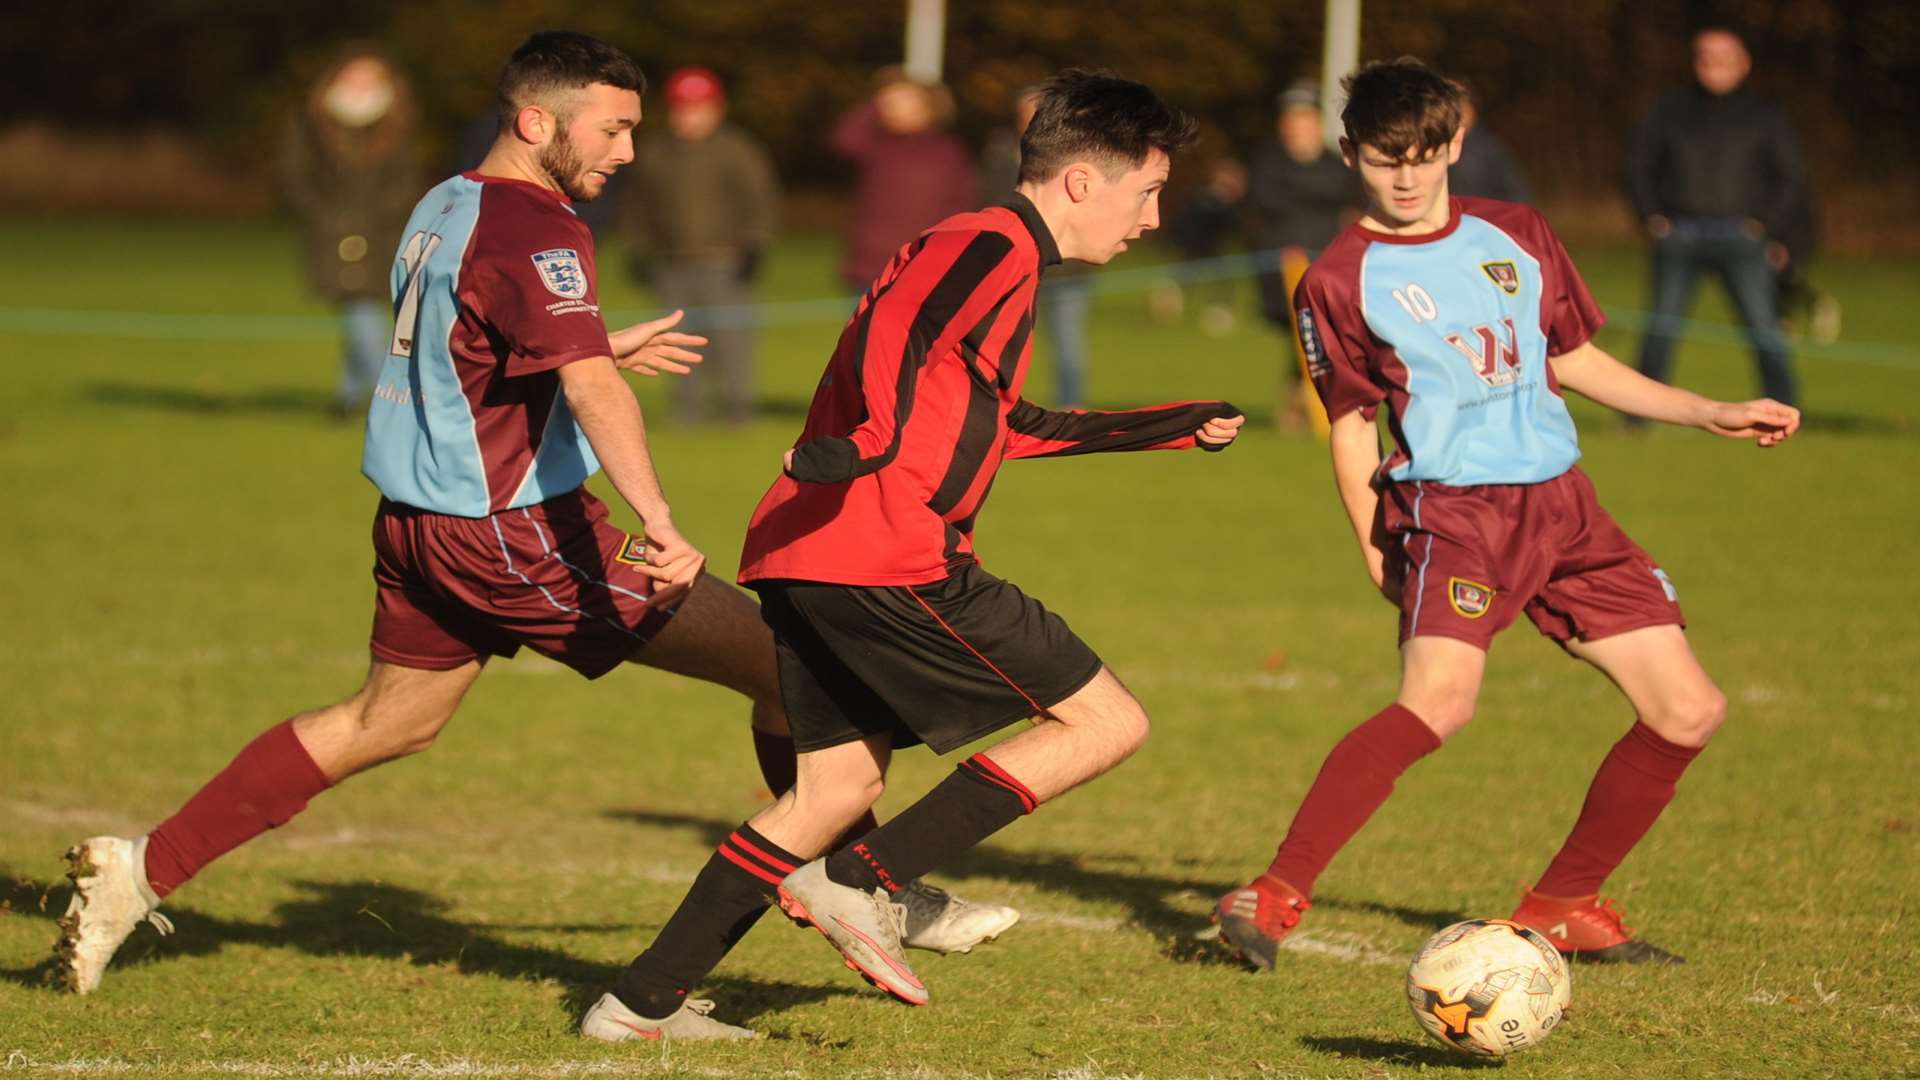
top-left (623, 66), bottom-right (780, 425)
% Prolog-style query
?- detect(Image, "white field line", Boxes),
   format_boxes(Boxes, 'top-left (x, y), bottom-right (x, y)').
top-left (0, 1055), bottom-right (1331, 1080)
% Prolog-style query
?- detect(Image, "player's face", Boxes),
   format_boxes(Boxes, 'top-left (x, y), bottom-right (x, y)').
top-left (1343, 131), bottom-right (1462, 234)
top-left (543, 82), bottom-right (641, 202)
top-left (1075, 147), bottom-right (1170, 264)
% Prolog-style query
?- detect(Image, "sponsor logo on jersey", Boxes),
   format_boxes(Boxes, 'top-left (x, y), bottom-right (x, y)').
top-left (1297, 307), bottom-right (1329, 377)
top-left (531, 248), bottom-right (588, 299)
top-left (614, 534), bottom-right (650, 566)
top-left (1482, 260), bottom-right (1521, 294)
top-left (1449, 577), bottom-right (1495, 618)
top-left (1445, 317), bottom-right (1523, 388)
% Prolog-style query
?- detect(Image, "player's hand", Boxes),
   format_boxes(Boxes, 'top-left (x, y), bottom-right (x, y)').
top-left (1367, 550), bottom-right (1404, 607)
top-left (782, 447), bottom-right (796, 475)
top-left (635, 517), bottom-right (706, 600)
top-left (1197, 413), bottom-right (1245, 447)
top-left (1703, 398), bottom-right (1801, 447)
top-left (611, 310), bottom-right (707, 377)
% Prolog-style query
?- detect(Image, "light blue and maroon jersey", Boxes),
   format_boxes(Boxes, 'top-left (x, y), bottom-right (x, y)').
top-left (1296, 197), bottom-right (1604, 487)
top-left (362, 172), bottom-right (613, 517)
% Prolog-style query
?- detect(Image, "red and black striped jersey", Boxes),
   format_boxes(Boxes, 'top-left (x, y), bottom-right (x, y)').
top-left (739, 194), bottom-right (1238, 586)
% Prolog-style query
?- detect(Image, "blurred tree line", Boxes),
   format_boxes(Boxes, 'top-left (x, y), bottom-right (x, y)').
top-left (2, 0), bottom-right (1914, 234)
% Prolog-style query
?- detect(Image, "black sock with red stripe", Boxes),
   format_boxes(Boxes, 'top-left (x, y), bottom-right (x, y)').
top-left (612, 823), bottom-right (801, 1019)
top-left (824, 752), bottom-right (1036, 893)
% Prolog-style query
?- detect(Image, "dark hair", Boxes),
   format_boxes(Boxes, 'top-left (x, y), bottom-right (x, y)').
top-left (496, 30), bottom-right (646, 128)
top-left (1339, 57), bottom-right (1466, 161)
top-left (1018, 69), bottom-right (1196, 184)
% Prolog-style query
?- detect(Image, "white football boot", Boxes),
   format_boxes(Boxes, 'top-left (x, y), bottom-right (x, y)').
top-left (898, 880), bottom-right (1021, 954)
top-left (579, 992), bottom-right (759, 1041)
top-left (55, 836), bottom-right (174, 994)
top-left (777, 859), bottom-right (928, 1005)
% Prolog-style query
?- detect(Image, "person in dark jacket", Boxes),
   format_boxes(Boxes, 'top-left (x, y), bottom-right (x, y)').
top-left (830, 67), bottom-right (978, 293)
top-left (1627, 27), bottom-right (1806, 407)
top-left (623, 67), bottom-right (780, 424)
top-left (278, 46), bottom-right (423, 418)
top-left (1246, 85), bottom-right (1357, 431)
top-left (1450, 91), bottom-right (1530, 203)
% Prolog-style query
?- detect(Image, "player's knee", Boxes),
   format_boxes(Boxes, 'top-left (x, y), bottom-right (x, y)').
top-left (357, 702), bottom-right (449, 759)
top-left (1081, 698), bottom-right (1150, 760)
top-left (1407, 695), bottom-right (1474, 741)
top-left (1656, 687), bottom-right (1726, 747)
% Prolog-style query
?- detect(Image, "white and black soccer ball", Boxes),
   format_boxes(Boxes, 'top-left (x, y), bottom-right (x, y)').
top-left (1405, 918), bottom-right (1570, 1057)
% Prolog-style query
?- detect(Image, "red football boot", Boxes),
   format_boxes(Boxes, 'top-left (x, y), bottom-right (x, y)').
top-left (1510, 886), bottom-right (1684, 964)
top-left (1213, 874), bottom-right (1311, 972)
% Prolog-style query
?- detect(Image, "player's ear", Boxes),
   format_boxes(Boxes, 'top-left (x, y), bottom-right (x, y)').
top-left (513, 104), bottom-right (551, 146)
top-left (1446, 124), bottom-right (1465, 165)
top-left (1063, 163), bottom-right (1094, 204)
top-left (1337, 137), bottom-right (1357, 170)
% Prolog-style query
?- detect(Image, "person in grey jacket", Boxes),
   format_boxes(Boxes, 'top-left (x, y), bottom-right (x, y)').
top-left (1627, 27), bottom-right (1806, 407)
top-left (623, 67), bottom-right (780, 424)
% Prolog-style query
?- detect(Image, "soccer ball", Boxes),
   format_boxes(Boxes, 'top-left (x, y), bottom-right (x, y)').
top-left (1405, 919), bottom-right (1570, 1057)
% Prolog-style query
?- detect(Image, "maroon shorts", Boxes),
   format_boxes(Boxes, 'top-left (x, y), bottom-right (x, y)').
top-left (368, 489), bottom-right (677, 679)
top-left (1380, 467), bottom-right (1684, 650)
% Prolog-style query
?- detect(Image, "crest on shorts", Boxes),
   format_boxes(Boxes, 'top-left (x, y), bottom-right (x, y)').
top-left (531, 248), bottom-right (587, 299)
top-left (1481, 261), bottom-right (1521, 295)
top-left (614, 534), bottom-right (650, 566)
top-left (1449, 577), bottom-right (1495, 618)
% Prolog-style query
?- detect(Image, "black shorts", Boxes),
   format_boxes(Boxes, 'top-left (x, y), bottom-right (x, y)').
top-left (752, 564), bottom-right (1104, 755)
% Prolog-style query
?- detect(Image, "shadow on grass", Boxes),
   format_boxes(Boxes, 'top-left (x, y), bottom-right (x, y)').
top-left (0, 872), bottom-right (853, 1026)
top-left (602, 807), bottom-right (735, 849)
top-left (1300, 1034), bottom-right (1501, 1069)
top-left (81, 381), bottom-right (335, 418)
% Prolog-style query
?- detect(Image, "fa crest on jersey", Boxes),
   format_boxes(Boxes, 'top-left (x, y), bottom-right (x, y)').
top-left (531, 248), bottom-right (587, 299)
top-left (1481, 261), bottom-right (1521, 295)
top-left (1449, 577), bottom-right (1495, 618)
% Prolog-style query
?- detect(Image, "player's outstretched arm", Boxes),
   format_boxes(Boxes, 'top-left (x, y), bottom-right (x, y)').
top-left (1002, 399), bottom-right (1244, 459)
top-left (1328, 409), bottom-right (1399, 605)
top-left (608, 309), bottom-right (708, 377)
top-left (557, 357), bottom-right (706, 594)
top-left (1549, 340), bottom-right (1801, 447)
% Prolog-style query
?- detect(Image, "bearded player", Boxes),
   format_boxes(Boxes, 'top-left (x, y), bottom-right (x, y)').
top-left (1214, 58), bottom-right (1799, 970)
top-left (55, 30), bottom-right (1010, 1004)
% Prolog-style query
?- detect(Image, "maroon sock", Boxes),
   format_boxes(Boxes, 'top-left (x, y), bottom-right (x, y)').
top-left (1265, 704), bottom-right (1442, 897)
top-left (751, 727), bottom-right (877, 849)
top-left (1533, 722), bottom-right (1702, 897)
top-left (143, 720), bottom-right (332, 898)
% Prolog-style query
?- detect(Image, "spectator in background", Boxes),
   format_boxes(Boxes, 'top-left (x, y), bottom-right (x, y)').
top-left (831, 67), bottom-right (978, 294)
top-left (1628, 26), bottom-right (1806, 408)
top-left (623, 67), bottom-right (780, 425)
top-left (1450, 88), bottom-right (1531, 202)
top-left (1247, 85), bottom-right (1357, 431)
top-left (1163, 157), bottom-right (1249, 337)
top-left (982, 85), bottom-right (1092, 405)
top-left (279, 46), bottom-right (422, 419)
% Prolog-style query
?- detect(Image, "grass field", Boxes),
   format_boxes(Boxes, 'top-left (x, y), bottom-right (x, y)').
top-left (1, 217), bottom-right (1916, 1078)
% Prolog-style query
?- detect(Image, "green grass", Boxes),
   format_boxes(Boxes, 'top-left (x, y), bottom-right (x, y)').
top-left (1, 217), bottom-right (1916, 1078)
